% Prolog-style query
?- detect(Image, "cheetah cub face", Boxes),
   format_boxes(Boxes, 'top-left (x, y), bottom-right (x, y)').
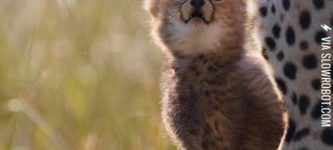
top-left (145, 0), bottom-right (246, 56)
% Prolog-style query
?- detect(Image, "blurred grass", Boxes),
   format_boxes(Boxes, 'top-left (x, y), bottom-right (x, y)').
top-left (0, 0), bottom-right (175, 149)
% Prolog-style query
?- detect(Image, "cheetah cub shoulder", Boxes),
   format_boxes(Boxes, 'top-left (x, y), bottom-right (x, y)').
top-left (145, 0), bottom-right (286, 149)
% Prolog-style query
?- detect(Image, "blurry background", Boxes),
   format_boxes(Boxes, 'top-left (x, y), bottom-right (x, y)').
top-left (0, 0), bottom-right (175, 149)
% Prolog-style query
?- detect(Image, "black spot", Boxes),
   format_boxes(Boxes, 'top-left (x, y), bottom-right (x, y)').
top-left (299, 148), bottom-right (308, 150)
top-left (282, 0), bottom-right (290, 11)
top-left (293, 127), bottom-right (310, 141)
top-left (276, 78), bottom-right (287, 94)
top-left (260, 6), bottom-right (268, 17)
top-left (299, 10), bottom-right (311, 29)
top-left (189, 65), bottom-right (200, 75)
top-left (271, 4), bottom-right (276, 13)
top-left (286, 26), bottom-right (296, 46)
top-left (272, 24), bottom-right (281, 39)
top-left (291, 92), bottom-right (298, 104)
top-left (285, 118), bottom-right (296, 143)
top-left (198, 54), bottom-right (204, 59)
top-left (277, 51), bottom-right (284, 61)
top-left (321, 128), bottom-right (333, 146)
top-left (315, 30), bottom-right (328, 45)
top-left (313, 0), bottom-right (325, 10)
top-left (283, 62), bottom-right (297, 79)
top-left (208, 65), bottom-right (218, 72)
top-left (299, 95), bottom-right (310, 115)
top-left (311, 78), bottom-right (321, 91)
top-left (299, 41), bottom-right (309, 50)
top-left (265, 37), bottom-right (276, 50)
top-left (303, 54), bottom-right (318, 69)
top-left (202, 142), bottom-right (209, 149)
top-left (311, 100), bottom-right (322, 119)
top-left (331, 15), bottom-right (333, 26)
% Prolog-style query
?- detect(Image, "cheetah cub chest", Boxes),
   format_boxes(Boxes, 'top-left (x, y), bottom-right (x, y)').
top-left (145, 0), bottom-right (286, 149)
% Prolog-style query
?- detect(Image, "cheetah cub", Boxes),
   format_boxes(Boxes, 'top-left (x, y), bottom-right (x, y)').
top-left (145, 0), bottom-right (285, 149)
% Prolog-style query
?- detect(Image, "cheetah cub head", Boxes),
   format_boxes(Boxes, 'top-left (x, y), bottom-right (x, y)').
top-left (145, 0), bottom-right (246, 56)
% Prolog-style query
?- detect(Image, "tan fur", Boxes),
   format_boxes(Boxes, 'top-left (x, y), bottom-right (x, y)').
top-left (145, 0), bottom-right (286, 149)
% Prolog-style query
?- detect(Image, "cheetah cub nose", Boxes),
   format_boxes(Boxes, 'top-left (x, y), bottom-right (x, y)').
top-left (191, 0), bottom-right (205, 9)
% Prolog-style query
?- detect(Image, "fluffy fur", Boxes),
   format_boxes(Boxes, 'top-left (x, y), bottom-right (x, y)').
top-left (145, 0), bottom-right (286, 149)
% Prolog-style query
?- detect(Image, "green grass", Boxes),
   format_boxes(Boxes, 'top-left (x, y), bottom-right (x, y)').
top-left (0, 0), bottom-right (175, 149)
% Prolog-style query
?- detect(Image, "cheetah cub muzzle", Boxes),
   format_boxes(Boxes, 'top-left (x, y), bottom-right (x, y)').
top-left (145, 0), bottom-right (286, 149)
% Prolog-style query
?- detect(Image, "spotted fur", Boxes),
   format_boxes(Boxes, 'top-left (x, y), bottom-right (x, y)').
top-left (251, 0), bottom-right (333, 149)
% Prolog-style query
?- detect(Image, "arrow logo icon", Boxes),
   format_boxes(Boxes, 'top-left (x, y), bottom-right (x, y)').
top-left (321, 24), bottom-right (332, 32)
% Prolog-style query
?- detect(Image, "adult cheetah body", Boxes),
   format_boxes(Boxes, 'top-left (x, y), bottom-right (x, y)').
top-left (252, 0), bottom-right (333, 149)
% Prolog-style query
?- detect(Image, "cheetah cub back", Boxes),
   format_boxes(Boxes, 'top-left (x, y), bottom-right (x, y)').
top-left (145, 0), bottom-right (286, 149)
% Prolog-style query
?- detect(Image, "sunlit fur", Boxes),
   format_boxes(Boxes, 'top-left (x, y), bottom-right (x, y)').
top-left (145, 0), bottom-right (286, 150)
top-left (145, 0), bottom-right (247, 57)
